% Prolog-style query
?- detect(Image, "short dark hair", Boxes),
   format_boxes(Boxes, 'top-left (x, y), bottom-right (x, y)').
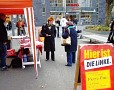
top-left (69, 15), bottom-right (74, 21)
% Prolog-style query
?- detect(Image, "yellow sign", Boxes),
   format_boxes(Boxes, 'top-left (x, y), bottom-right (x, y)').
top-left (86, 70), bottom-right (111, 90)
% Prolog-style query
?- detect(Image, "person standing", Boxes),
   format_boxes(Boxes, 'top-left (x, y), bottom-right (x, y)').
top-left (7, 21), bottom-right (12, 30)
top-left (60, 16), bottom-right (68, 34)
top-left (16, 17), bottom-right (26, 36)
top-left (41, 16), bottom-right (56, 61)
top-left (0, 13), bottom-right (8, 71)
top-left (62, 21), bottom-right (78, 66)
top-left (107, 19), bottom-right (114, 44)
top-left (110, 19), bottom-right (114, 31)
top-left (55, 18), bottom-right (60, 37)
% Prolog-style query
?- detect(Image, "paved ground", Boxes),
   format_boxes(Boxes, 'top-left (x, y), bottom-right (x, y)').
top-left (0, 25), bottom-right (110, 90)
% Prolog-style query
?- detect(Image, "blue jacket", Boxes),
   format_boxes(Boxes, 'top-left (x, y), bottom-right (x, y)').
top-left (62, 25), bottom-right (77, 52)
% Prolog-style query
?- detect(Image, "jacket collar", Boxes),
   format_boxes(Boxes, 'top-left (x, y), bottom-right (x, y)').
top-left (68, 26), bottom-right (74, 28)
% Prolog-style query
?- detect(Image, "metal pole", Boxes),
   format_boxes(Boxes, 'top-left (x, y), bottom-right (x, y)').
top-left (12, 21), bottom-right (15, 36)
top-left (11, 15), bottom-right (17, 36)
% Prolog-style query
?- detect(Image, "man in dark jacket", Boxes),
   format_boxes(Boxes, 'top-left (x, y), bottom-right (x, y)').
top-left (107, 19), bottom-right (114, 44)
top-left (62, 21), bottom-right (77, 66)
top-left (55, 18), bottom-right (60, 37)
top-left (0, 13), bottom-right (8, 71)
top-left (41, 16), bottom-right (56, 61)
top-left (110, 19), bottom-right (114, 31)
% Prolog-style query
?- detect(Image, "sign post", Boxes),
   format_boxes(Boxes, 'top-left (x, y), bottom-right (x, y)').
top-left (74, 46), bottom-right (81, 90)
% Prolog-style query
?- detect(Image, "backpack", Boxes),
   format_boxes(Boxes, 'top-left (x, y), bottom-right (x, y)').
top-left (8, 57), bottom-right (22, 68)
top-left (8, 48), bottom-right (30, 68)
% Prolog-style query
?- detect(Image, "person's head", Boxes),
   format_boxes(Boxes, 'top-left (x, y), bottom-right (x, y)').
top-left (48, 16), bottom-right (54, 25)
top-left (18, 17), bottom-right (22, 21)
top-left (69, 15), bottom-right (74, 22)
top-left (56, 17), bottom-right (60, 21)
top-left (0, 13), bottom-right (6, 22)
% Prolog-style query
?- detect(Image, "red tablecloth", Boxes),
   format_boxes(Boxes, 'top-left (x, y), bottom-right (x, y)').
top-left (20, 39), bottom-right (43, 54)
top-left (19, 38), bottom-right (43, 60)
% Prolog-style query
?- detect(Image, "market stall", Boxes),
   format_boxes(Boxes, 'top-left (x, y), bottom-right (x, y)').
top-left (0, 0), bottom-right (39, 78)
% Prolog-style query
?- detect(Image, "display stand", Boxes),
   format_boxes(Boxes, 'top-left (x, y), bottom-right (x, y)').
top-left (11, 36), bottom-right (43, 69)
top-left (20, 43), bottom-right (42, 69)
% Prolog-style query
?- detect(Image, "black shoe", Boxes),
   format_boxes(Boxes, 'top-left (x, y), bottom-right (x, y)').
top-left (52, 59), bottom-right (55, 61)
top-left (65, 64), bottom-right (72, 66)
top-left (1, 66), bottom-right (8, 71)
top-left (45, 59), bottom-right (49, 61)
top-left (7, 65), bottom-right (11, 68)
top-left (72, 62), bottom-right (75, 64)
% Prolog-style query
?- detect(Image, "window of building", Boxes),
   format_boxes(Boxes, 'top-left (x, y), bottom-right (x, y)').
top-left (66, 0), bottom-right (74, 3)
top-left (66, 0), bottom-right (70, 3)
top-left (96, 7), bottom-right (98, 12)
top-left (58, 0), bottom-right (62, 3)
top-left (43, 7), bottom-right (45, 12)
top-left (42, 0), bottom-right (45, 4)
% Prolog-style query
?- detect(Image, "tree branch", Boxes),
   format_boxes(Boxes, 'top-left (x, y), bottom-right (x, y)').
top-left (106, 0), bottom-right (113, 5)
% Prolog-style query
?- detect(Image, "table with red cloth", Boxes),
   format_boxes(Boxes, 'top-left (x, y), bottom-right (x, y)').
top-left (11, 36), bottom-right (43, 69)
top-left (20, 38), bottom-right (43, 54)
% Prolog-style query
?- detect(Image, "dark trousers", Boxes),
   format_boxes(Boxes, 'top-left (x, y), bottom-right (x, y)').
top-left (0, 42), bottom-right (7, 67)
top-left (46, 51), bottom-right (55, 60)
top-left (18, 29), bottom-right (26, 36)
top-left (72, 52), bottom-right (76, 63)
top-left (57, 27), bottom-right (59, 37)
top-left (62, 27), bottom-right (66, 34)
top-left (66, 51), bottom-right (76, 65)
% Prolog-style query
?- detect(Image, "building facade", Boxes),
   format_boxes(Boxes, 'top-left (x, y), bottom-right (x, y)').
top-left (78, 0), bottom-right (106, 25)
top-left (33, 0), bottom-right (107, 25)
top-left (45, 0), bottom-right (80, 23)
top-left (91, 0), bottom-right (106, 25)
top-left (78, 0), bottom-right (94, 24)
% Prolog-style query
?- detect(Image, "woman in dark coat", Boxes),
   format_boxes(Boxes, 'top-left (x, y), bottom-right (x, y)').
top-left (41, 16), bottom-right (56, 61)
top-left (62, 21), bottom-right (78, 66)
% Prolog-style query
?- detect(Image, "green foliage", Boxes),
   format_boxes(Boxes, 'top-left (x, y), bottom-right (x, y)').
top-left (85, 25), bottom-right (110, 31)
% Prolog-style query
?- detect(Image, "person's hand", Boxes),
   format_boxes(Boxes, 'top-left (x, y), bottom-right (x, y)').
top-left (8, 36), bottom-right (12, 40)
top-left (46, 34), bottom-right (49, 37)
top-left (4, 42), bottom-right (7, 44)
top-left (48, 26), bottom-right (51, 30)
top-left (46, 34), bottom-right (51, 37)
